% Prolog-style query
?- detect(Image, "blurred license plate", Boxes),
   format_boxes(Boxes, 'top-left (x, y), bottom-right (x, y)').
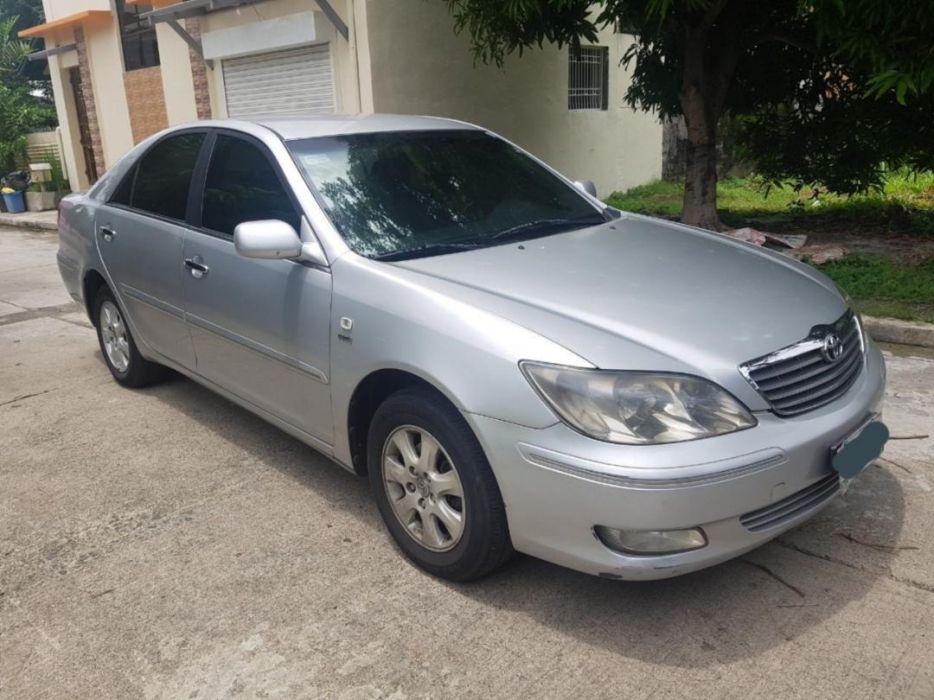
top-left (832, 420), bottom-right (889, 484)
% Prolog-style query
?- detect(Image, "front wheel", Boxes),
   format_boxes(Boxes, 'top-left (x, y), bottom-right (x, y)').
top-left (368, 387), bottom-right (513, 581)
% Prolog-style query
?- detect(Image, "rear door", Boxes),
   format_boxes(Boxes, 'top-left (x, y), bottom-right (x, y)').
top-left (96, 130), bottom-right (207, 368)
top-left (182, 131), bottom-right (333, 444)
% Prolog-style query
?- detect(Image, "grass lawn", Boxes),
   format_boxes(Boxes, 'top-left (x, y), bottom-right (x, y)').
top-left (820, 256), bottom-right (934, 324)
top-left (606, 173), bottom-right (934, 323)
top-left (605, 171), bottom-right (934, 234)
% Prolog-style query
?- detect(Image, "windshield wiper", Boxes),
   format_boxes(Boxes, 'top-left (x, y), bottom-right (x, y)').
top-left (372, 241), bottom-right (484, 262)
top-left (372, 214), bottom-right (607, 261)
top-left (488, 215), bottom-right (606, 242)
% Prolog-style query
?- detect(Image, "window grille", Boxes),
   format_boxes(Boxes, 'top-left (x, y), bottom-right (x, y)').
top-left (568, 46), bottom-right (609, 111)
top-left (116, 0), bottom-right (160, 71)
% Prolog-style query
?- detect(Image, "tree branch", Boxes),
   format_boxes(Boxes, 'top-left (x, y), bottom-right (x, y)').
top-left (760, 32), bottom-right (818, 53)
top-left (698, 0), bottom-right (731, 32)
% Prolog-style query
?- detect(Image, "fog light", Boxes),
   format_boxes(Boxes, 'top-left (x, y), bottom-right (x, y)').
top-left (595, 525), bottom-right (707, 555)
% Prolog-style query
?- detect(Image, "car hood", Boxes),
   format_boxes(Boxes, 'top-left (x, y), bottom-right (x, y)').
top-left (392, 214), bottom-right (847, 406)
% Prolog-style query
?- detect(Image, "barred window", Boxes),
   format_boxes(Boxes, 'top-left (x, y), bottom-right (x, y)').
top-left (116, 0), bottom-right (160, 71)
top-left (568, 46), bottom-right (608, 111)
top-left (613, 18), bottom-right (638, 34)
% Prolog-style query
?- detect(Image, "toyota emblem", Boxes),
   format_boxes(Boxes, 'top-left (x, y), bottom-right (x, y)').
top-left (821, 332), bottom-right (844, 362)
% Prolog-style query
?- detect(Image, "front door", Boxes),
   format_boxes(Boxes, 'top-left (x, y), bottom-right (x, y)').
top-left (182, 132), bottom-right (333, 444)
top-left (96, 131), bottom-right (206, 369)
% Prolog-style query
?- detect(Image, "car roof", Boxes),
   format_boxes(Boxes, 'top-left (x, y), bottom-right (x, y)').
top-left (87, 115), bottom-right (485, 203)
top-left (248, 113), bottom-right (481, 140)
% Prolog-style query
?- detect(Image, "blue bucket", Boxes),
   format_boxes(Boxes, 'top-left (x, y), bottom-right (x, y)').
top-left (2, 191), bottom-right (25, 213)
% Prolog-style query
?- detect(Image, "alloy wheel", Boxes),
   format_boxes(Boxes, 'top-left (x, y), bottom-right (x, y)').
top-left (381, 425), bottom-right (466, 552)
top-left (99, 300), bottom-right (130, 373)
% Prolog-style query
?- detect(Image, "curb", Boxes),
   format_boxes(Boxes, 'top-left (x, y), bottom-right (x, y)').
top-left (0, 213), bottom-right (58, 231)
top-left (864, 316), bottom-right (934, 349)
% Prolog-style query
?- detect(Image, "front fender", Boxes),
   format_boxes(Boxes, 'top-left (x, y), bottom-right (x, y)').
top-left (328, 254), bottom-right (592, 464)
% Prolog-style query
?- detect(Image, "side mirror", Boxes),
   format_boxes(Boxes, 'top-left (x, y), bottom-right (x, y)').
top-left (574, 180), bottom-right (598, 198)
top-left (234, 220), bottom-right (302, 260)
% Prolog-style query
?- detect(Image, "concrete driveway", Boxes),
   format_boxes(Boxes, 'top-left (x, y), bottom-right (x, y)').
top-left (1, 225), bottom-right (933, 698)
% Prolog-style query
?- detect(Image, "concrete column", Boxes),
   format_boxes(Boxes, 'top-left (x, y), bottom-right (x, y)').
top-left (154, 22), bottom-right (198, 125)
top-left (46, 49), bottom-right (89, 190)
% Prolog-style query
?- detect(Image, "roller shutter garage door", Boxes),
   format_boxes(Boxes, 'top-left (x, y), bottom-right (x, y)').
top-left (222, 44), bottom-right (335, 118)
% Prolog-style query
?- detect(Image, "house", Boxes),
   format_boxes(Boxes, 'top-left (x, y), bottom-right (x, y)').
top-left (22, 0), bottom-right (662, 195)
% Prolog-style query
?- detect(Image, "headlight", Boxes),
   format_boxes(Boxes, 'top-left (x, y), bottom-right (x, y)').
top-left (520, 362), bottom-right (756, 445)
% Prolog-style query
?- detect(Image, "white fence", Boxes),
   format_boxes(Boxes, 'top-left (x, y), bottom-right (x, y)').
top-left (25, 129), bottom-right (67, 171)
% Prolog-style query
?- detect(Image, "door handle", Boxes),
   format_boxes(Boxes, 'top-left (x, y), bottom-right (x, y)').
top-left (184, 257), bottom-right (209, 279)
top-left (100, 226), bottom-right (116, 242)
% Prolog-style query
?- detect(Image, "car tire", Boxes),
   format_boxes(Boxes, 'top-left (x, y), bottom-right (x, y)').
top-left (93, 286), bottom-right (166, 388)
top-left (368, 386), bottom-right (513, 581)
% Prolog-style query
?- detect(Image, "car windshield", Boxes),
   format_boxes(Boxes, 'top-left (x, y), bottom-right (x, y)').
top-left (288, 130), bottom-right (606, 260)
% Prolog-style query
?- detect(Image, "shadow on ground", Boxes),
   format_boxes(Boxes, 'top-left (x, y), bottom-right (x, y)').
top-left (145, 364), bottom-right (905, 669)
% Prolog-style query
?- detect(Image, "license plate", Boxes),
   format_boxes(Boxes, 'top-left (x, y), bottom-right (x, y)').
top-left (832, 420), bottom-right (889, 483)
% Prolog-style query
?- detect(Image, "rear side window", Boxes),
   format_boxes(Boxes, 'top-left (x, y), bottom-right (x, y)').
top-left (201, 134), bottom-right (300, 236)
top-left (109, 166), bottom-right (135, 206)
top-left (131, 132), bottom-right (205, 220)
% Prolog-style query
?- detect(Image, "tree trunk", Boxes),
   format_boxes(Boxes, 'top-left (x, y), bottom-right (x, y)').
top-left (681, 101), bottom-right (720, 230)
top-left (679, 36), bottom-right (722, 231)
top-left (677, 2), bottom-right (741, 230)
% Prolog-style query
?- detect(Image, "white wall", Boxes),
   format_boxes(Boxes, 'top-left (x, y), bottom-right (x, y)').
top-left (82, 21), bottom-right (134, 169)
top-left (154, 23), bottom-right (198, 125)
top-left (351, 0), bottom-right (374, 112)
top-left (363, 0), bottom-right (662, 196)
top-left (41, 0), bottom-right (110, 20)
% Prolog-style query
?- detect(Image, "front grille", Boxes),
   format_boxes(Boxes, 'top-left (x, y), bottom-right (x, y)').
top-left (740, 311), bottom-right (864, 417)
top-left (740, 473), bottom-right (840, 532)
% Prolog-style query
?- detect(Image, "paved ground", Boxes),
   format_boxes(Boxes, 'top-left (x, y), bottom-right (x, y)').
top-left (1, 225), bottom-right (933, 699)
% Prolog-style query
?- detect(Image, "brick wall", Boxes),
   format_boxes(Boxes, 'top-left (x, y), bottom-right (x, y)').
top-left (73, 27), bottom-right (105, 179)
top-left (123, 66), bottom-right (169, 143)
top-left (185, 17), bottom-right (212, 119)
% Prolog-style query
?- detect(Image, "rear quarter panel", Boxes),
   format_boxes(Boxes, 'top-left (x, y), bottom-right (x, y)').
top-left (57, 193), bottom-right (105, 313)
top-left (59, 133), bottom-right (158, 313)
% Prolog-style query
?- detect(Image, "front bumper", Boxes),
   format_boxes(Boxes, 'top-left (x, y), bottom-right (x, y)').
top-left (466, 340), bottom-right (886, 580)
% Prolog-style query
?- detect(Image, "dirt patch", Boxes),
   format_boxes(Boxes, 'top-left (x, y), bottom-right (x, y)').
top-left (746, 218), bottom-right (934, 264)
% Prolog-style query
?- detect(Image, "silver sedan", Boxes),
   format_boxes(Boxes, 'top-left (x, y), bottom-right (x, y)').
top-left (56, 115), bottom-right (887, 581)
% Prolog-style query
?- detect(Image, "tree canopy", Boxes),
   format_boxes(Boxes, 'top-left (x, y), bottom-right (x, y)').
top-left (0, 0), bottom-right (55, 174)
top-left (443, 0), bottom-right (934, 228)
top-left (1, 0), bottom-right (49, 93)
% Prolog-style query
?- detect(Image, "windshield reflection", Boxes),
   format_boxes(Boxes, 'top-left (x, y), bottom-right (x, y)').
top-left (289, 130), bottom-right (604, 259)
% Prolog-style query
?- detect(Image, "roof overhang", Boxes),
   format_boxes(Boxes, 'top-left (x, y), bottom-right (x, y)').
top-left (18, 10), bottom-right (111, 39)
top-left (27, 43), bottom-right (77, 62)
top-left (141, 0), bottom-right (348, 41)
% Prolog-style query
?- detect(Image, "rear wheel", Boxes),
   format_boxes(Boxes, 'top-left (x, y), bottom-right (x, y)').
top-left (368, 386), bottom-right (513, 581)
top-left (93, 287), bottom-right (166, 388)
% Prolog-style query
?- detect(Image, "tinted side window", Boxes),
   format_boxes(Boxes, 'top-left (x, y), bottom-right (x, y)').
top-left (109, 165), bottom-right (135, 206)
top-left (202, 135), bottom-right (300, 236)
top-left (132, 132), bottom-right (205, 220)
